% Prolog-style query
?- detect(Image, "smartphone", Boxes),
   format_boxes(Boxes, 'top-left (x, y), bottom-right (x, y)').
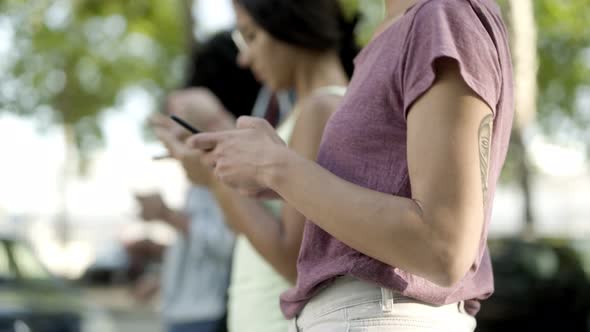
top-left (170, 115), bottom-right (200, 134)
top-left (152, 115), bottom-right (200, 161)
top-left (152, 153), bottom-right (171, 160)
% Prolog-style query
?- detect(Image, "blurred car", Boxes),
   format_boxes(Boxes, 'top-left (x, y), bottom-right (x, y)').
top-left (477, 237), bottom-right (590, 331)
top-left (0, 237), bottom-right (113, 332)
top-left (80, 240), bottom-right (131, 286)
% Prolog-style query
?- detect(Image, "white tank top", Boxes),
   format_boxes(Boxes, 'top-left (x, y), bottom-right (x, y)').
top-left (276, 86), bottom-right (348, 145)
top-left (227, 85), bottom-right (347, 332)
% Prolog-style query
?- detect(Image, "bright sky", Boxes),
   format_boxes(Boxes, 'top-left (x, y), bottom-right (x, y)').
top-left (195, 0), bottom-right (236, 38)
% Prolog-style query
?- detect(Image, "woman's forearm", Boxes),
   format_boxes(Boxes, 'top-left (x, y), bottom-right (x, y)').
top-left (162, 209), bottom-right (190, 235)
top-left (211, 181), bottom-right (298, 283)
top-left (264, 149), bottom-right (462, 287)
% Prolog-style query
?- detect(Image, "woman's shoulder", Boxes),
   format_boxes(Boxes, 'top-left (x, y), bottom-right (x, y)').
top-left (303, 94), bottom-right (341, 116)
top-left (409, 0), bottom-right (499, 23)
top-left (411, 0), bottom-right (473, 13)
top-left (301, 86), bottom-right (347, 117)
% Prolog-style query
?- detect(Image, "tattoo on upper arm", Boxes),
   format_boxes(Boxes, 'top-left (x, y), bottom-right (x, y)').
top-left (479, 114), bottom-right (493, 204)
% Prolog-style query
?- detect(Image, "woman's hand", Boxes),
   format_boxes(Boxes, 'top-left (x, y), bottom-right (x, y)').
top-left (153, 121), bottom-right (215, 186)
top-left (166, 87), bottom-right (235, 131)
top-left (253, 188), bottom-right (283, 200)
top-left (188, 116), bottom-right (287, 195)
top-left (135, 192), bottom-right (170, 221)
top-left (177, 147), bottom-right (214, 186)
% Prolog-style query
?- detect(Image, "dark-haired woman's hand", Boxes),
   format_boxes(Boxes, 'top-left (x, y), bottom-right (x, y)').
top-left (154, 125), bottom-right (215, 187)
top-left (166, 87), bottom-right (236, 131)
top-left (188, 116), bottom-right (287, 196)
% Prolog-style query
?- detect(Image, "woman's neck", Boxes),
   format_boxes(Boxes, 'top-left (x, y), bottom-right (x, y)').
top-left (385, 0), bottom-right (418, 19)
top-left (292, 51), bottom-right (348, 100)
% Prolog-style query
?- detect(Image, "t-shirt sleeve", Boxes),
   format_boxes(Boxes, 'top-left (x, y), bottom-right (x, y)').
top-left (401, 0), bottom-right (502, 118)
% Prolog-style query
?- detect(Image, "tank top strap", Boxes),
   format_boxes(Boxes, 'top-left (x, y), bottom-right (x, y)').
top-left (276, 85), bottom-right (347, 145)
top-left (312, 85), bottom-right (347, 97)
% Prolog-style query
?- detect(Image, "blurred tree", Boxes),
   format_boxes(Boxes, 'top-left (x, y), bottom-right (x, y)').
top-left (0, 0), bottom-right (188, 167)
top-left (497, 0), bottom-right (590, 233)
top-left (340, 0), bottom-right (384, 45)
top-left (506, 0), bottom-right (538, 236)
top-left (534, 0), bottom-right (590, 146)
top-left (0, 0), bottom-right (190, 243)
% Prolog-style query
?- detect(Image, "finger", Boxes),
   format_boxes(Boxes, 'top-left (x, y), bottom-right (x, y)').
top-left (164, 92), bottom-right (180, 115)
top-left (154, 128), bottom-right (176, 147)
top-left (187, 132), bottom-right (227, 151)
top-left (235, 185), bottom-right (268, 197)
top-left (178, 147), bottom-right (203, 165)
top-left (200, 151), bottom-right (218, 169)
top-left (236, 116), bottom-right (268, 130)
top-left (216, 174), bottom-right (239, 189)
top-left (152, 154), bottom-right (171, 161)
top-left (255, 189), bottom-right (281, 200)
top-left (149, 113), bottom-right (172, 129)
top-left (153, 127), bottom-right (170, 140)
top-left (155, 128), bottom-right (188, 159)
top-left (238, 187), bottom-right (261, 197)
top-left (237, 188), bottom-right (252, 196)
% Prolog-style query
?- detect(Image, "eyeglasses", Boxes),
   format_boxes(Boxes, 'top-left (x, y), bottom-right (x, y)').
top-left (231, 29), bottom-right (248, 53)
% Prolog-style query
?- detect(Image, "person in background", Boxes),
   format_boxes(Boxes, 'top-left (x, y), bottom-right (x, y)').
top-left (127, 30), bottom-right (261, 332)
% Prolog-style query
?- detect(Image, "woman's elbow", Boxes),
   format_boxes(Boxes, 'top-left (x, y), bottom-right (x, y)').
top-left (426, 211), bottom-right (482, 287)
top-left (285, 267), bottom-right (297, 285)
top-left (275, 259), bottom-right (297, 284)
top-left (434, 263), bottom-right (470, 288)
top-left (430, 246), bottom-right (475, 288)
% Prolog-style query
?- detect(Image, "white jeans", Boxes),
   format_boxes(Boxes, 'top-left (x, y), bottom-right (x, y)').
top-left (288, 277), bottom-right (476, 332)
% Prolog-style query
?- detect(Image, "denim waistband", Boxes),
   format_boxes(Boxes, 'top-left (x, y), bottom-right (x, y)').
top-left (296, 276), bottom-right (466, 327)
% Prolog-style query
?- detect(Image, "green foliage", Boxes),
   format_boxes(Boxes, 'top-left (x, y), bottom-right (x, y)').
top-left (340, 0), bottom-right (384, 46)
top-left (496, 0), bottom-right (590, 182)
top-left (0, 0), bottom-right (187, 160)
top-left (534, 0), bottom-right (590, 147)
top-left (1, 0), bottom-right (588, 163)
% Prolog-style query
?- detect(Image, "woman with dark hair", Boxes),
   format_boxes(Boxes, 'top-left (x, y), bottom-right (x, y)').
top-left (159, 0), bottom-right (358, 331)
top-left (215, 1), bottom-right (357, 331)
top-left (190, 0), bottom-right (515, 331)
top-left (141, 30), bottom-right (262, 332)
top-left (182, 31), bottom-right (262, 118)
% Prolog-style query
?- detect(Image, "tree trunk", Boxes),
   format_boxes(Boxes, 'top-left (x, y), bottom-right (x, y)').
top-left (182, 0), bottom-right (198, 52)
top-left (508, 0), bottom-right (538, 238)
top-left (56, 124), bottom-right (78, 245)
top-left (511, 129), bottom-right (535, 238)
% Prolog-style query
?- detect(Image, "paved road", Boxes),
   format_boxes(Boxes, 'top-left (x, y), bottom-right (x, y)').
top-left (82, 286), bottom-right (163, 332)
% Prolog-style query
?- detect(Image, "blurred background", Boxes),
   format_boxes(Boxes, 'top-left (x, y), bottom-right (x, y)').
top-left (0, 0), bottom-right (588, 331)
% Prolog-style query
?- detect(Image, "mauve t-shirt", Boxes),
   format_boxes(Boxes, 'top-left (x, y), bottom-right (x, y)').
top-left (280, 0), bottom-right (514, 319)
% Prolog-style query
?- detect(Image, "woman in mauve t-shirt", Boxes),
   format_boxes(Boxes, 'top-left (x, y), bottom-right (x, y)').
top-left (189, 0), bottom-right (514, 331)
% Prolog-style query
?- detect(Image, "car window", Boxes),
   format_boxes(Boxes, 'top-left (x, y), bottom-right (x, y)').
top-left (11, 242), bottom-right (51, 281)
top-left (0, 243), bottom-right (15, 280)
top-left (571, 240), bottom-right (590, 277)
